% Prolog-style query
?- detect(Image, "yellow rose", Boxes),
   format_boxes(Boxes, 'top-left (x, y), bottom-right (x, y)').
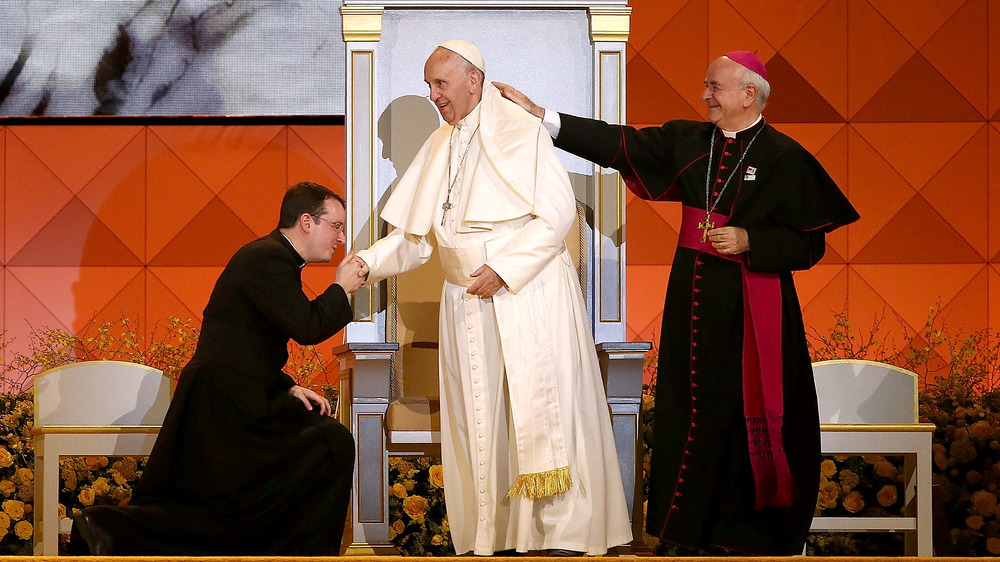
top-left (0, 527), bottom-right (7, 542)
top-left (875, 461), bottom-right (897, 479)
top-left (820, 459), bottom-right (837, 478)
top-left (92, 477), bottom-right (111, 496)
top-left (966, 515), bottom-right (984, 530)
top-left (431, 534), bottom-right (443, 546)
top-left (816, 481), bottom-right (839, 510)
top-left (971, 489), bottom-right (998, 516)
top-left (404, 480), bottom-right (415, 492)
top-left (0, 512), bottom-right (10, 529)
top-left (16, 484), bottom-right (32, 503)
top-left (950, 440), bottom-right (977, 464)
top-left (84, 456), bottom-right (109, 471)
top-left (862, 454), bottom-right (886, 464)
top-left (832, 454), bottom-right (850, 462)
top-left (78, 488), bottom-right (95, 507)
top-left (13, 520), bottom-right (31, 540)
top-left (842, 491), bottom-right (865, 514)
top-left (388, 527), bottom-right (397, 540)
top-left (2, 500), bottom-right (24, 521)
top-left (838, 469), bottom-right (859, 489)
top-left (0, 448), bottom-right (12, 468)
top-left (112, 470), bottom-right (128, 486)
top-left (402, 495), bottom-right (429, 523)
top-left (441, 517), bottom-right (450, 533)
top-left (429, 465), bottom-right (445, 488)
top-left (987, 537), bottom-right (1000, 555)
top-left (969, 420), bottom-right (991, 440)
top-left (14, 468), bottom-right (32, 486)
top-left (0, 480), bottom-right (15, 497)
top-left (392, 483), bottom-right (408, 499)
top-left (392, 519), bottom-right (406, 533)
top-left (58, 504), bottom-right (67, 520)
top-left (876, 485), bottom-right (897, 507)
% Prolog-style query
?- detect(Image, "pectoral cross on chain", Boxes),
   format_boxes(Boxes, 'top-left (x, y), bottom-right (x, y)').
top-left (698, 212), bottom-right (715, 242)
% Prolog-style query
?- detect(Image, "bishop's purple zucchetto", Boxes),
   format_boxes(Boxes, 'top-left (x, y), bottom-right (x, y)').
top-left (724, 50), bottom-right (768, 81)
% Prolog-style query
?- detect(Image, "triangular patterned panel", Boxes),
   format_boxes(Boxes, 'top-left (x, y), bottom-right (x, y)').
top-left (9, 198), bottom-right (141, 266)
top-left (625, 264), bottom-right (670, 342)
top-left (646, 195), bottom-right (682, 239)
top-left (626, 52), bottom-right (702, 125)
top-left (640, 0), bottom-right (709, 119)
top-left (991, 6), bottom-right (1000, 118)
top-left (814, 126), bottom-right (849, 260)
top-left (852, 54), bottom-right (983, 122)
top-left (853, 264), bottom-right (983, 334)
top-left (3, 269), bottom-right (71, 371)
top-left (219, 130), bottom-right (288, 237)
top-left (847, 1), bottom-right (915, 117)
top-left (7, 266), bottom-right (142, 334)
top-left (0, 270), bottom-right (4, 334)
top-left (819, 243), bottom-right (845, 265)
top-left (727, 0), bottom-right (827, 50)
top-left (920, 125), bottom-right (987, 258)
top-left (937, 266), bottom-right (989, 335)
top-left (148, 267), bottom-right (224, 323)
top-left (852, 122), bottom-right (981, 189)
top-left (0, 129), bottom-right (5, 265)
top-left (800, 266), bottom-right (849, 347)
top-left (5, 134), bottom-right (76, 259)
top-left (288, 128), bottom-right (347, 192)
top-left (150, 197), bottom-right (257, 266)
top-left (844, 266), bottom-right (905, 357)
top-left (868, 0), bottom-right (966, 50)
top-left (780, 0), bottom-right (848, 118)
top-left (707, 0), bottom-right (774, 70)
top-left (853, 195), bottom-right (983, 264)
top-left (990, 125), bottom-right (1000, 261)
top-left (628, 0), bottom-right (690, 54)
top-left (289, 125), bottom-right (347, 184)
top-left (990, 266), bottom-right (1000, 334)
top-left (771, 123), bottom-right (845, 156)
top-left (920, 0), bottom-right (987, 117)
top-left (794, 264), bottom-right (846, 310)
top-left (149, 126), bottom-right (284, 193)
top-left (147, 132), bottom-right (215, 259)
top-left (846, 126), bottom-right (915, 258)
top-left (145, 269), bottom-right (204, 328)
top-left (301, 261), bottom-right (343, 300)
top-left (77, 130), bottom-right (146, 262)
top-left (626, 199), bottom-right (676, 265)
top-left (763, 53), bottom-right (845, 123)
top-left (9, 126), bottom-right (142, 193)
top-left (84, 272), bottom-right (147, 338)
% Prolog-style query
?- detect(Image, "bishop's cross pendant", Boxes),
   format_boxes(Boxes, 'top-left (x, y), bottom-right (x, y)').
top-left (440, 202), bottom-right (453, 226)
top-left (698, 212), bottom-right (715, 242)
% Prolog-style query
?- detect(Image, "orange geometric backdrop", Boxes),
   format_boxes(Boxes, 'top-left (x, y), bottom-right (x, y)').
top-left (624, 0), bottom-right (1000, 371)
top-left (0, 0), bottom-right (997, 386)
top-left (0, 124), bottom-right (347, 385)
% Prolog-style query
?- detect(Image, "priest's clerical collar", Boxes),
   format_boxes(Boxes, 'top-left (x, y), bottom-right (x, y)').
top-left (456, 99), bottom-right (482, 130)
top-left (280, 231), bottom-right (307, 269)
top-left (720, 114), bottom-right (763, 138)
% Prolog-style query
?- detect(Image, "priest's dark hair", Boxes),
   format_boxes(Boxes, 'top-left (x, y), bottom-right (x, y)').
top-left (277, 181), bottom-right (346, 228)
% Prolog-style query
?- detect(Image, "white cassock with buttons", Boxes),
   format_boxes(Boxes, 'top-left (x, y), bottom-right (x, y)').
top-left (357, 83), bottom-right (631, 556)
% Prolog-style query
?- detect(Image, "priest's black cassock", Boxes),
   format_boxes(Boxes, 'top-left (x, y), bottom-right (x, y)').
top-left (70, 230), bottom-right (355, 555)
top-left (554, 115), bottom-right (859, 555)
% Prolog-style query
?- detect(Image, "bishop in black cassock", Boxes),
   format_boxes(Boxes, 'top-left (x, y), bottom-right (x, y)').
top-left (496, 51), bottom-right (859, 555)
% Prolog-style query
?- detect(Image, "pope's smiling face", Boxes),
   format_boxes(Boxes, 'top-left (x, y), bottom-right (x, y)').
top-left (424, 48), bottom-right (482, 125)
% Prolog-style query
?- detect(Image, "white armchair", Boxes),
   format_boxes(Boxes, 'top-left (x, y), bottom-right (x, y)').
top-left (811, 359), bottom-right (934, 556)
top-left (32, 360), bottom-right (171, 555)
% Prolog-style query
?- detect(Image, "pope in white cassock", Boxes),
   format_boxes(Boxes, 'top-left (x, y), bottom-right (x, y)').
top-left (355, 40), bottom-right (632, 556)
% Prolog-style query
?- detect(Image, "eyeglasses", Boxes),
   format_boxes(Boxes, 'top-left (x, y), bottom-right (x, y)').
top-left (312, 215), bottom-right (345, 232)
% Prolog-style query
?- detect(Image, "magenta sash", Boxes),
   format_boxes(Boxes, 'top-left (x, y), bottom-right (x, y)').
top-left (678, 205), bottom-right (794, 510)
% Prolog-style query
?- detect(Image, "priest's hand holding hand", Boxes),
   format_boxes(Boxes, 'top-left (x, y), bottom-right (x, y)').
top-left (289, 385), bottom-right (333, 416)
top-left (335, 252), bottom-right (368, 293)
top-left (468, 264), bottom-right (506, 298)
top-left (708, 226), bottom-right (750, 255)
top-left (493, 81), bottom-right (545, 120)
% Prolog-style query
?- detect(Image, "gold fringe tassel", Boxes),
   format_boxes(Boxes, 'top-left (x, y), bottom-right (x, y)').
top-left (505, 465), bottom-right (572, 499)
